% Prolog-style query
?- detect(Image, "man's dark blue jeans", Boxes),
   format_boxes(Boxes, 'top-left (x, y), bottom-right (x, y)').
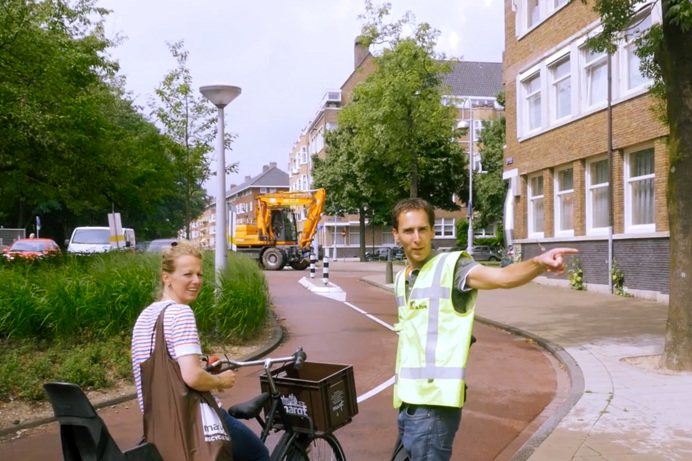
top-left (397, 403), bottom-right (462, 461)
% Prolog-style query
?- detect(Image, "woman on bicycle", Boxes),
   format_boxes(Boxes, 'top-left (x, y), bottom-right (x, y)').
top-left (131, 240), bottom-right (270, 461)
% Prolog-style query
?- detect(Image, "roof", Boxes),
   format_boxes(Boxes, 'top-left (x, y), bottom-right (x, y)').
top-left (442, 61), bottom-right (503, 98)
top-left (227, 165), bottom-right (289, 197)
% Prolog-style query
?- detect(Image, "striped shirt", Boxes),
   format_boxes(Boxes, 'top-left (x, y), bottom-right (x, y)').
top-left (131, 300), bottom-right (202, 412)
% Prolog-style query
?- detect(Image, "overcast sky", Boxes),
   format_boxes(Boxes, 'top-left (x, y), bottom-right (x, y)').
top-left (98, 0), bottom-right (505, 194)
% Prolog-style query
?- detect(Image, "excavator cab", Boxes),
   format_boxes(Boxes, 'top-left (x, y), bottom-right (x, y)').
top-left (269, 209), bottom-right (297, 244)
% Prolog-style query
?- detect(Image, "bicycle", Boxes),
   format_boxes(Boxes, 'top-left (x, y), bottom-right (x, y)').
top-left (205, 347), bottom-right (355, 461)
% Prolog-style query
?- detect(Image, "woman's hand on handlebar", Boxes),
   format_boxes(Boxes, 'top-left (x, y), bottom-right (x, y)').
top-left (215, 369), bottom-right (236, 392)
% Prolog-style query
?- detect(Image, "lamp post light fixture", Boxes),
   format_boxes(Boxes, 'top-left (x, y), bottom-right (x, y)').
top-left (457, 104), bottom-right (476, 256)
top-left (199, 84), bottom-right (241, 288)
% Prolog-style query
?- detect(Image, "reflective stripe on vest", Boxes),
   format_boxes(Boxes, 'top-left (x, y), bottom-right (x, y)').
top-left (393, 252), bottom-right (476, 408)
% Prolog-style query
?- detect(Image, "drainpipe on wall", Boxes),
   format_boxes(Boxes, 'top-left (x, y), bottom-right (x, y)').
top-left (607, 52), bottom-right (614, 294)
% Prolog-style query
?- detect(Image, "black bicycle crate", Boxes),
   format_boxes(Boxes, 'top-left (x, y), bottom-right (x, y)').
top-left (259, 361), bottom-right (358, 433)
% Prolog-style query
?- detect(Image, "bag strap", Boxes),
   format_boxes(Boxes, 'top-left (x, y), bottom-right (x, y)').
top-left (149, 301), bottom-right (176, 356)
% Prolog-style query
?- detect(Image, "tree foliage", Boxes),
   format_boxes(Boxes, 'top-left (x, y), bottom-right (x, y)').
top-left (579, 0), bottom-right (692, 370)
top-left (0, 1), bottom-right (221, 244)
top-left (474, 97), bottom-right (506, 230)
top-left (149, 41), bottom-right (238, 240)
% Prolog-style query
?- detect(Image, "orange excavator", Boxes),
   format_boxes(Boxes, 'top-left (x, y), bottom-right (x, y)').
top-left (234, 188), bottom-right (326, 270)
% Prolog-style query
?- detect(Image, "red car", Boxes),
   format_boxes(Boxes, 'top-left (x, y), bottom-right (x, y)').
top-left (3, 238), bottom-right (61, 260)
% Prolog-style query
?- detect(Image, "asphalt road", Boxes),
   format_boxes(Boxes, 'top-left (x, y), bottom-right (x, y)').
top-left (0, 265), bottom-right (561, 460)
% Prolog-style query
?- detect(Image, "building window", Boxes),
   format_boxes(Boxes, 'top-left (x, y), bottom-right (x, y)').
top-left (260, 188), bottom-right (267, 194)
top-left (528, 0), bottom-right (541, 28)
top-left (555, 167), bottom-right (574, 235)
top-left (583, 47), bottom-right (607, 107)
top-left (586, 158), bottom-right (610, 233)
top-left (348, 228), bottom-right (360, 246)
top-left (625, 147), bottom-right (655, 231)
top-left (382, 229), bottom-right (395, 245)
top-left (555, 0), bottom-right (568, 7)
top-left (528, 175), bottom-right (544, 236)
top-left (523, 73), bottom-right (542, 132)
top-left (624, 13), bottom-right (652, 91)
top-left (550, 56), bottom-right (571, 121)
top-left (434, 218), bottom-right (455, 238)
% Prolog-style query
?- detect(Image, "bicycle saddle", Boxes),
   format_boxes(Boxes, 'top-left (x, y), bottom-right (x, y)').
top-left (228, 391), bottom-right (271, 420)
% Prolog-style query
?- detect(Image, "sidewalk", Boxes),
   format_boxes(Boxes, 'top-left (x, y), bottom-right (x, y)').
top-left (335, 260), bottom-right (692, 461)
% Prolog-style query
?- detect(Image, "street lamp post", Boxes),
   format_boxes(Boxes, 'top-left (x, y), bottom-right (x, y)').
top-left (199, 84), bottom-right (242, 289)
top-left (457, 102), bottom-right (475, 256)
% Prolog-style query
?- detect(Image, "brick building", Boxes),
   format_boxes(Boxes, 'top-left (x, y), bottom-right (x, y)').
top-left (502, 0), bottom-right (668, 301)
top-left (190, 163), bottom-right (289, 249)
top-left (291, 37), bottom-right (504, 258)
top-left (226, 162), bottom-right (289, 225)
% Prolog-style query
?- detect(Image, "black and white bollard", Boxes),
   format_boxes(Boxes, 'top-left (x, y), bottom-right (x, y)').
top-left (322, 256), bottom-right (329, 285)
top-left (310, 252), bottom-right (316, 279)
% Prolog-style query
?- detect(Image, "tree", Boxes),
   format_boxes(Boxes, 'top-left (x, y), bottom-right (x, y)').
top-left (315, 1), bottom-right (469, 258)
top-left (580, 0), bottom-right (692, 370)
top-left (149, 41), bottom-right (237, 239)
top-left (0, 2), bottom-right (209, 243)
top-left (473, 93), bottom-right (507, 231)
top-left (312, 122), bottom-right (395, 260)
top-left (357, 1), bottom-right (468, 203)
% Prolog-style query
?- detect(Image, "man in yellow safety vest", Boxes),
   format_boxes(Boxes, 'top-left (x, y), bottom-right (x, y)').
top-left (391, 197), bottom-right (577, 461)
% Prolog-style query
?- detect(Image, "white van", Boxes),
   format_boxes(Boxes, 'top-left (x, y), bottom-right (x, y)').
top-left (66, 226), bottom-right (136, 254)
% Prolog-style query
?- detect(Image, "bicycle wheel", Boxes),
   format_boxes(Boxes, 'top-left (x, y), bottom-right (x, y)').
top-left (300, 433), bottom-right (346, 461)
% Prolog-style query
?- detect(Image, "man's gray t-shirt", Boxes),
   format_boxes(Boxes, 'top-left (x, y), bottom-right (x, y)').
top-left (405, 252), bottom-right (479, 314)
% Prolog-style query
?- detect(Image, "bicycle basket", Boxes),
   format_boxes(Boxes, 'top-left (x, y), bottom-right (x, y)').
top-left (259, 361), bottom-right (358, 434)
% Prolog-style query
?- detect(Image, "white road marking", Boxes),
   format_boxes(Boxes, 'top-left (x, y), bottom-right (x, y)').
top-left (357, 376), bottom-right (396, 403)
top-left (342, 300), bottom-right (397, 401)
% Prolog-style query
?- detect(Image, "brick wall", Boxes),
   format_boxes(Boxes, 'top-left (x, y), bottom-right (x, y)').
top-left (520, 237), bottom-right (669, 295)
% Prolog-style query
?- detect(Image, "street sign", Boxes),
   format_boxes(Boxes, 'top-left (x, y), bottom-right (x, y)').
top-left (107, 213), bottom-right (125, 249)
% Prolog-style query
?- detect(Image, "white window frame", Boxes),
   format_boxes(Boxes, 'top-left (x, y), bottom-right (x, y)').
top-left (620, 12), bottom-right (653, 95)
top-left (585, 156), bottom-right (610, 235)
top-left (624, 146), bottom-right (655, 233)
top-left (516, 0), bottom-right (571, 38)
top-left (528, 174), bottom-right (545, 238)
top-left (581, 45), bottom-right (608, 109)
top-left (521, 71), bottom-right (542, 134)
top-left (434, 218), bottom-right (456, 239)
top-left (554, 166), bottom-right (574, 237)
top-left (549, 54), bottom-right (571, 122)
top-left (348, 227), bottom-right (360, 246)
top-left (382, 229), bottom-right (395, 245)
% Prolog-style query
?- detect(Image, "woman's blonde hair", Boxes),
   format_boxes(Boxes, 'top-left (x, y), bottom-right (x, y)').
top-left (157, 241), bottom-right (203, 299)
top-left (160, 240), bottom-right (202, 275)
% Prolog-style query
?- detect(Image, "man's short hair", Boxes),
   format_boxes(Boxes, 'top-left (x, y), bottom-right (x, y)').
top-left (391, 198), bottom-right (435, 230)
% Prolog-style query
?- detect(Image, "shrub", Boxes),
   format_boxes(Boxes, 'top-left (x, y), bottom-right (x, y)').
top-left (567, 256), bottom-right (585, 291)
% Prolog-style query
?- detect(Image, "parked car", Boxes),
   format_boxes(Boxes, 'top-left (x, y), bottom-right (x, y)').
top-left (66, 226), bottom-right (136, 253)
top-left (442, 245), bottom-right (503, 261)
top-left (365, 246), bottom-right (405, 261)
top-left (471, 245), bottom-right (502, 261)
top-left (3, 238), bottom-right (61, 260)
top-left (146, 238), bottom-right (178, 252)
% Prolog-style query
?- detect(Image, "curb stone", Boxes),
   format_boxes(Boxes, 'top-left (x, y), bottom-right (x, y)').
top-left (0, 311), bottom-right (285, 438)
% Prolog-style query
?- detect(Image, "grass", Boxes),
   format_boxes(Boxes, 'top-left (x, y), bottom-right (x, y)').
top-left (0, 250), bottom-right (270, 403)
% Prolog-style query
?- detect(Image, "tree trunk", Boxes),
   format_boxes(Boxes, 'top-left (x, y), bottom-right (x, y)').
top-left (661, 0), bottom-right (692, 370)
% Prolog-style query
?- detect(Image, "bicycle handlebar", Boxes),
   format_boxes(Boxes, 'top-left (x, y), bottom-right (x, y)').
top-left (204, 347), bottom-right (306, 374)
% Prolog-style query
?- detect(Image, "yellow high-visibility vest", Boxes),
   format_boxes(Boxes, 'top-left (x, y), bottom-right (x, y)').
top-left (393, 252), bottom-right (477, 409)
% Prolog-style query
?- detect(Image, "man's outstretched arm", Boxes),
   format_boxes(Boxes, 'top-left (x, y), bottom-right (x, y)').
top-left (466, 248), bottom-right (578, 290)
